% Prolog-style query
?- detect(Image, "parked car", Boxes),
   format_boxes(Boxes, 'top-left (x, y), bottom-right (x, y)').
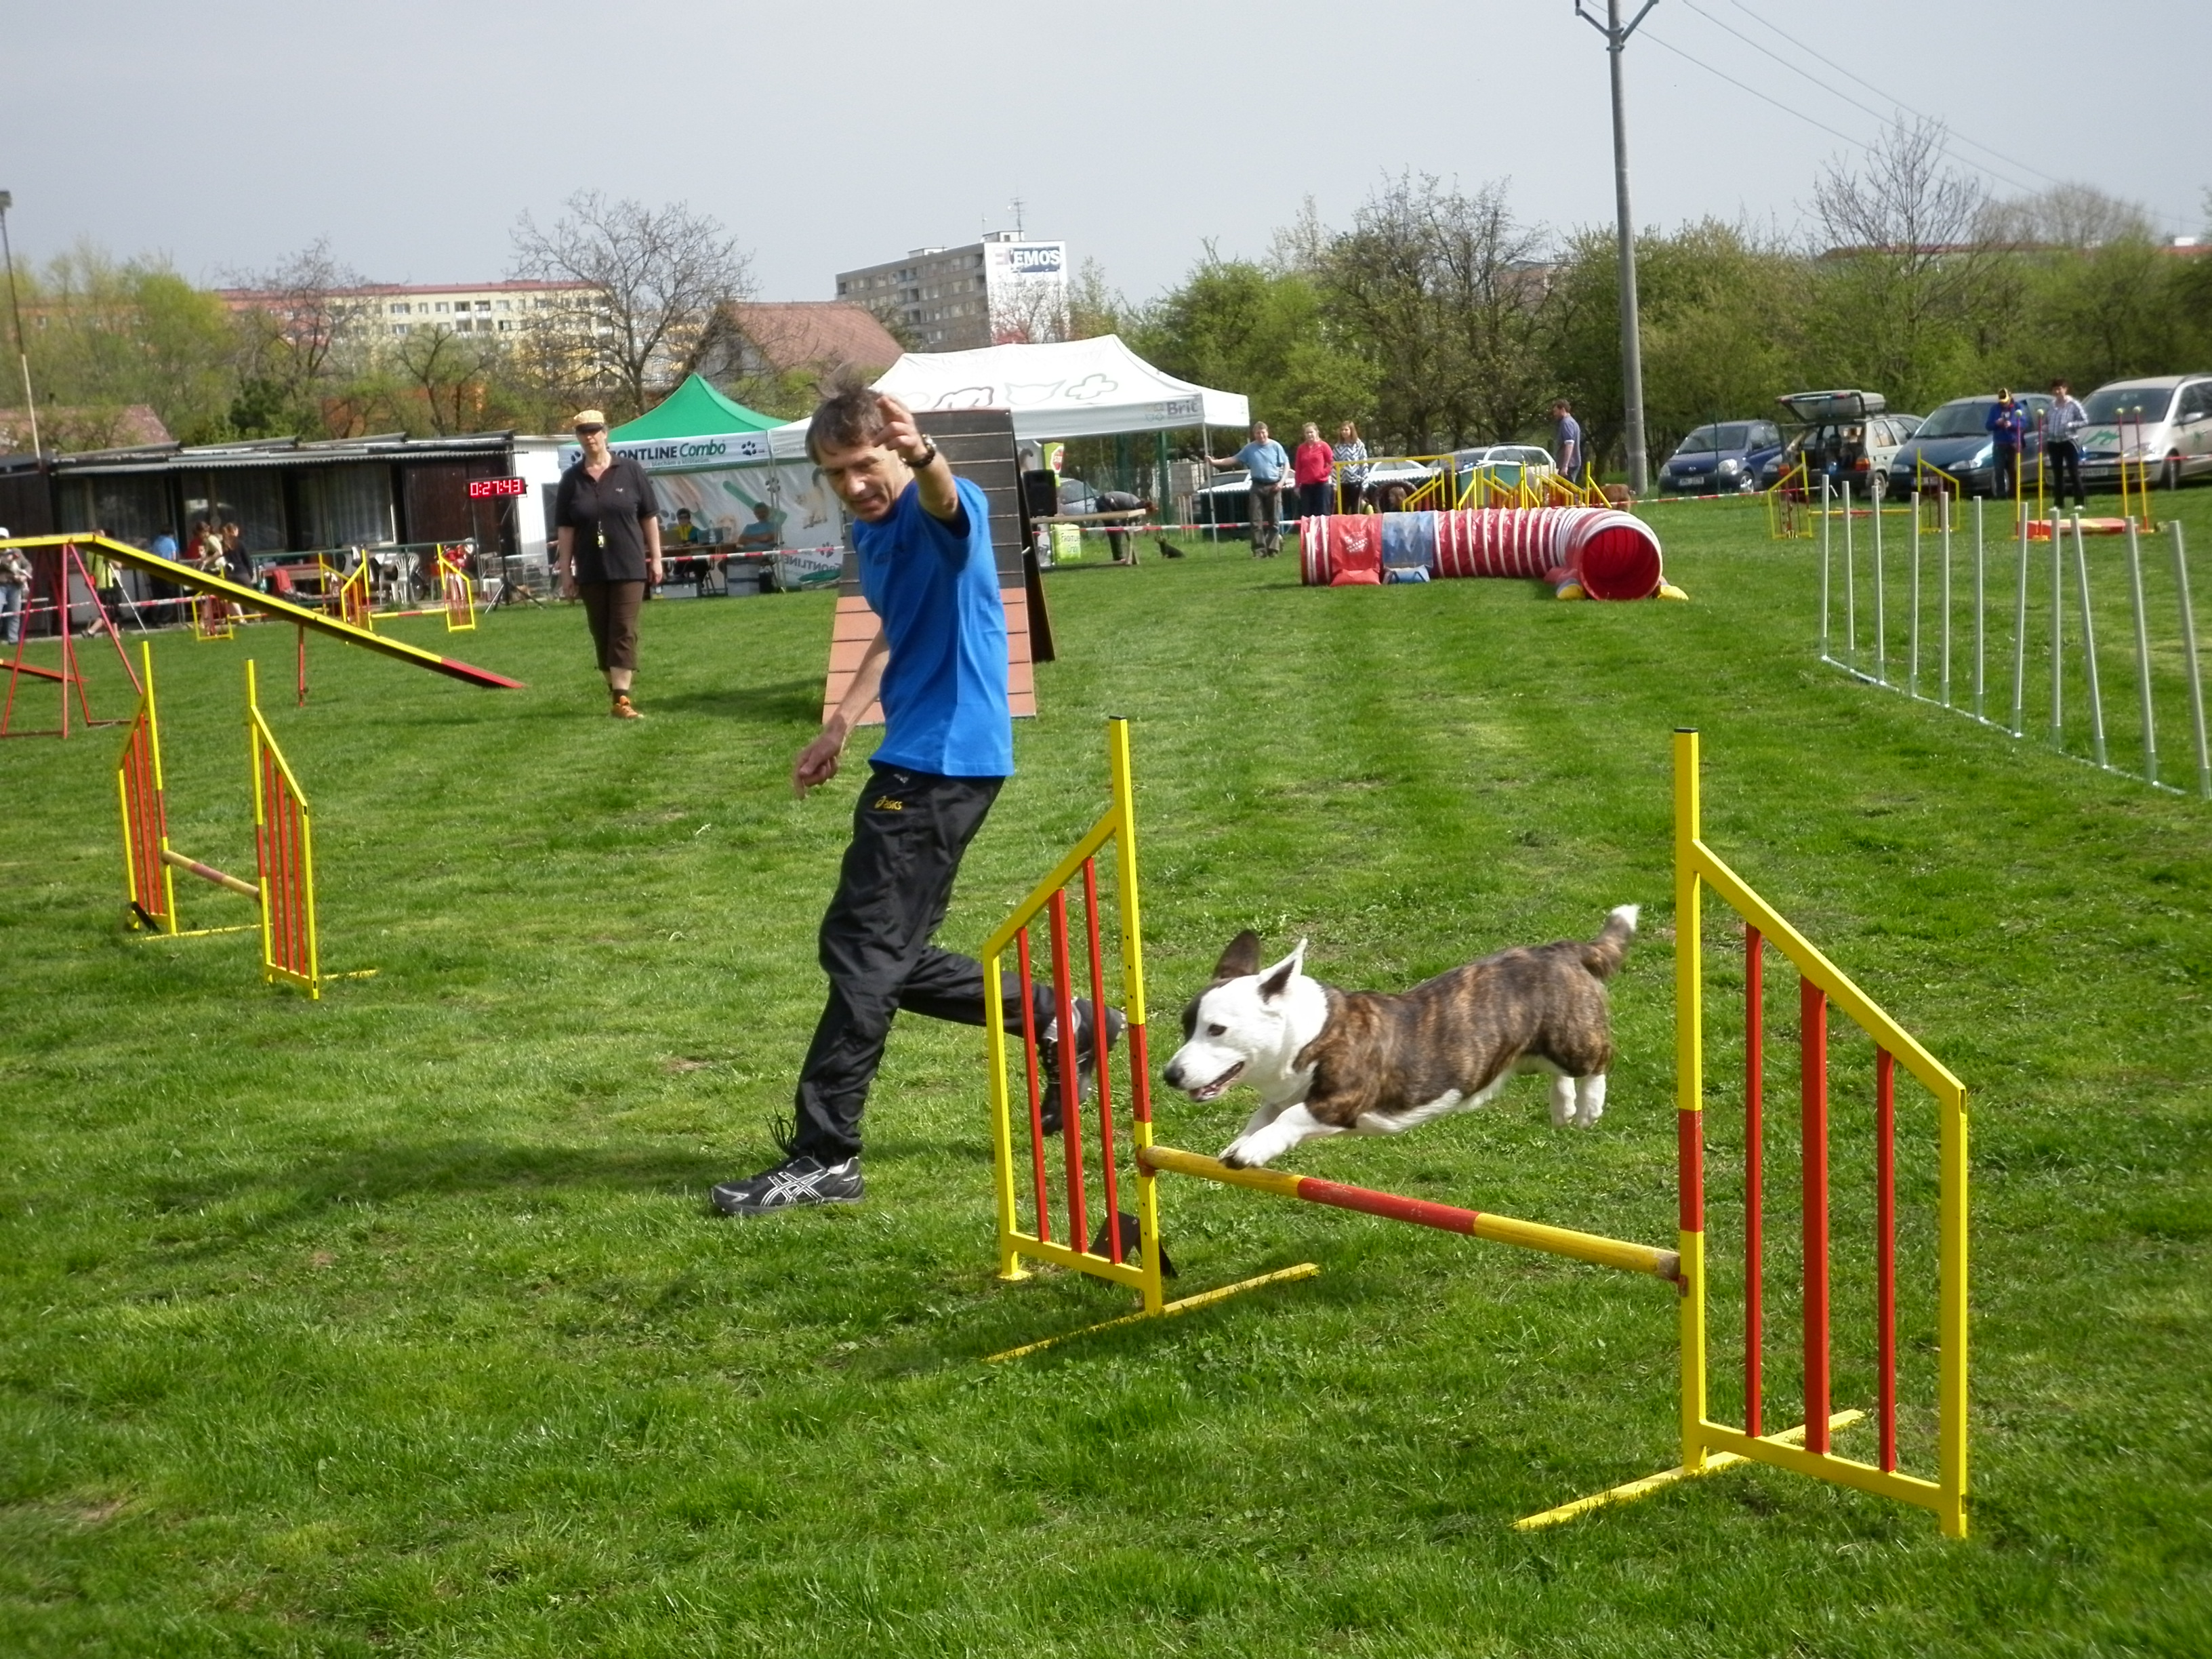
top-left (1757, 390), bottom-right (1920, 494)
top-left (2076, 374), bottom-right (2212, 491)
top-left (1885, 394), bottom-right (2055, 498)
top-left (1451, 445), bottom-right (1557, 494)
top-left (1656, 420), bottom-right (1784, 495)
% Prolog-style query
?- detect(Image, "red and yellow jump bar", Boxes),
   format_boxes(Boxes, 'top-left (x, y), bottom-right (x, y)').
top-left (1136, 1145), bottom-right (1681, 1283)
top-left (2, 535), bottom-right (523, 689)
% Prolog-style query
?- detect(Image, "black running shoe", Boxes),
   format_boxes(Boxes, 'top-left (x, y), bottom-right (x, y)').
top-left (1036, 1004), bottom-right (1127, 1136)
top-left (710, 1153), bottom-right (863, 1216)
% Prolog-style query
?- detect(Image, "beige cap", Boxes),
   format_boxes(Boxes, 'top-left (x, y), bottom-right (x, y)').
top-left (572, 409), bottom-right (609, 429)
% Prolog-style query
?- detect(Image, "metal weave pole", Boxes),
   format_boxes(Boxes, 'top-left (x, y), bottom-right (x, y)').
top-left (1973, 499), bottom-right (1986, 720)
top-left (1843, 482), bottom-right (1857, 668)
top-left (1873, 480), bottom-right (1887, 685)
top-left (2123, 522), bottom-right (2160, 787)
top-left (2070, 513), bottom-right (2108, 769)
top-left (1818, 475), bottom-right (1832, 659)
top-left (2049, 512), bottom-right (2066, 749)
top-left (2174, 523), bottom-right (2212, 800)
top-left (2009, 506), bottom-right (2030, 737)
top-left (1908, 491), bottom-right (1921, 697)
top-left (1940, 489), bottom-right (1954, 709)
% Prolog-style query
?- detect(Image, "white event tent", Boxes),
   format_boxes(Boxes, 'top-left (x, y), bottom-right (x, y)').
top-left (765, 334), bottom-right (1248, 453)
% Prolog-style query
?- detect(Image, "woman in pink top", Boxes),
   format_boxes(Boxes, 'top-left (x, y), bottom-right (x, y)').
top-left (1292, 422), bottom-right (1336, 522)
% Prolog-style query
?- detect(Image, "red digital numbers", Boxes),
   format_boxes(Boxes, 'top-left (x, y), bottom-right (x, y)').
top-left (468, 476), bottom-right (528, 499)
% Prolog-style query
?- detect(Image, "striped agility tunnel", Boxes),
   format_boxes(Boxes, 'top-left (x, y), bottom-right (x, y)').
top-left (1301, 507), bottom-right (1679, 600)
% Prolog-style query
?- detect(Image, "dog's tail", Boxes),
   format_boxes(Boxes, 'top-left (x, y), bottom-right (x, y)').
top-left (1581, 903), bottom-right (1639, 979)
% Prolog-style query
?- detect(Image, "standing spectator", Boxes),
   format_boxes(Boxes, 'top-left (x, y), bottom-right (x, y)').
top-left (1552, 401), bottom-right (1584, 480)
top-left (1986, 390), bottom-right (2028, 501)
top-left (554, 409), bottom-right (664, 719)
top-left (1202, 420), bottom-right (1290, 558)
top-left (144, 526), bottom-right (181, 617)
top-left (1333, 421), bottom-right (1371, 514)
top-left (220, 523), bottom-right (251, 585)
top-left (708, 386), bottom-right (1118, 1216)
top-left (2046, 379), bottom-right (2088, 509)
top-left (1094, 488), bottom-right (1145, 564)
top-left (1291, 422), bottom-right (1335, 523)
top-left (0, 534), bottom-right (28, 645)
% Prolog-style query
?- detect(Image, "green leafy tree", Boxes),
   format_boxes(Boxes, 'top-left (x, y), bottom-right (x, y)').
top-left (1129, 253), bottom-right (1373, 442)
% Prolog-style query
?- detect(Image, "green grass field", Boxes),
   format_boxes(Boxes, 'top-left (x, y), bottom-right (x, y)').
top-left (3, 497), bottom-right (2208, 1657)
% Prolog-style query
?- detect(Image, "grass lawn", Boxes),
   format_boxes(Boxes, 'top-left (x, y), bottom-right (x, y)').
top-left (2, 495), bottom-right (2207, 1657)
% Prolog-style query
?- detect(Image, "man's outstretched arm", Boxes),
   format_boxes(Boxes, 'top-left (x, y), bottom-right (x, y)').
top-left (794, 621), bottom-right (889, 796)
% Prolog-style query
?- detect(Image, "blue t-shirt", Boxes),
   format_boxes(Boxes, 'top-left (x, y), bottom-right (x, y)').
top-left (853, 474), bottom-right (1012, 778)
top-left (1235, 439), bottom-right (1289, 482)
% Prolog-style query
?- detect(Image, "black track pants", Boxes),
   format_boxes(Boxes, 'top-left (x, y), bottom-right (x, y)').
top-left (792, 763), bottom-right (1057, 1161)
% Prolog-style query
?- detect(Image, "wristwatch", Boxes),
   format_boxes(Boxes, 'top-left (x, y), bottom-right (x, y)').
top-left (906, 438), bottom-right (939, 471)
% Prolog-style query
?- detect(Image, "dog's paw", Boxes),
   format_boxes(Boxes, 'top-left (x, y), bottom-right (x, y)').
top-left (1219, 1138), bottom-right (1263, 1170)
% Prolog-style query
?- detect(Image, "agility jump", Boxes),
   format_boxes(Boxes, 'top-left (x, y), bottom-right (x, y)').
top-left (117, 642), bottom-right (354, 998)
top-left (0, 534), bottom-right (522, 690)
top-left (980, 721), bottom-right (1969, 1538)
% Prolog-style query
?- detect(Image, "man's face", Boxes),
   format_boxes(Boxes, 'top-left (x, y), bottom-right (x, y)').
top-left (1252, 424), bottom-right (1269, 443)
top-left (815, 436), bottom-right (907, 523)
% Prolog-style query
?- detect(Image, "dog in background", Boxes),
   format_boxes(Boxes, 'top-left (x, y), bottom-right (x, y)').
top-left (1163, 907), bottom-right (1638, 1168)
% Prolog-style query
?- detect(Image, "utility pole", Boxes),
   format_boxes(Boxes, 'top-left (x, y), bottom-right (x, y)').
top-left (0, 191), bottom-right (39, 459)
top-left (1577, 0), bottom-right (1654, 495)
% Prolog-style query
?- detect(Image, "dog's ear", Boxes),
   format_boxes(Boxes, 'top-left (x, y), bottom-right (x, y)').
top-left (1212, 930), bottom-right (1262, 983)
top-left (1258, 939), bottom-right (1307, 1002)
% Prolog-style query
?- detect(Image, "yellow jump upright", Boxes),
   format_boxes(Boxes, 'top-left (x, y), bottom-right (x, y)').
top-left (1520, 729), bottom-right (1969, 1537)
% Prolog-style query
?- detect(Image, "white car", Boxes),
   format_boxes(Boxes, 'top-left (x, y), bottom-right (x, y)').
top-left (2077, 375), bottom-right (2212, 491)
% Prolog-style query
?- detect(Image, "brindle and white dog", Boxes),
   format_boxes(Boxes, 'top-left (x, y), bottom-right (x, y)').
top-left (1163, 907), bottom-right (1639, 1168)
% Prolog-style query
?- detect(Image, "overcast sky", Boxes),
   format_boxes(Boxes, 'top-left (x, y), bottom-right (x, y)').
top-left (9, 0), bottom-right (2207, 306)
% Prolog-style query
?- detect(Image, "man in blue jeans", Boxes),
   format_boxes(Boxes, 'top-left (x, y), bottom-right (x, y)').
top-left (712, 386), bottom-right (1118, 1216)
top-left (1986, 390), bottom-right (2028, 500)
top-left (1203, 421), bottom-right (1290, 556)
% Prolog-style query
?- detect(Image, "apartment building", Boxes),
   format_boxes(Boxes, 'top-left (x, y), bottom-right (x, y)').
top-left (835, 231), bottom-right (1068, 352)
top-left (216, 279), bottom-right (601, 342)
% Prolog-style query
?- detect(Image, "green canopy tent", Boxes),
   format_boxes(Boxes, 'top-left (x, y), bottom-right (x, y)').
top-left (610, 373), bottom-right (781, 440)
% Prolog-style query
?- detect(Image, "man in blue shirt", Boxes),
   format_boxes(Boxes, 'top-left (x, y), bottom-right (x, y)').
top-left (1552, 401), bottom-right (1583, 480)
top-left (1985, 390), bottom-right (2028, 501)
top-left (712, 386), bottom-right (1118, 1216)
top-left (1203, 421), bottom-right (1290, 557)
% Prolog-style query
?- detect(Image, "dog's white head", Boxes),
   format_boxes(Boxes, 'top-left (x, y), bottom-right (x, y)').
top-left (1162, 930), bottom-right (1309, 1102)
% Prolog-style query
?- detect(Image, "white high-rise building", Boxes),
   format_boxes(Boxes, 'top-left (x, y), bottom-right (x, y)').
top-left (834, 232), bottom-right (1068, 352)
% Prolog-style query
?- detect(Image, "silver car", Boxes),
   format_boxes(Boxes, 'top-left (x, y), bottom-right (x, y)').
top-left (2077, 374), bottom-right (2212, 491)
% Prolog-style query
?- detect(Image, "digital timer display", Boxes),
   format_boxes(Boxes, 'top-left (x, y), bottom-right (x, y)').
top-left (468, 476), bottom-right (528, 499)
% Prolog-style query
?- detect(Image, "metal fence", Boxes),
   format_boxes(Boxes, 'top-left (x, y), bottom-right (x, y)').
top-left (1816, 481), bottom-right (2211, 801)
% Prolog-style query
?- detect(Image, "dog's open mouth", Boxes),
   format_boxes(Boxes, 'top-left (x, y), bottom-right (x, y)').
top-left (1183, 1062), bottom-right (1244, 1103)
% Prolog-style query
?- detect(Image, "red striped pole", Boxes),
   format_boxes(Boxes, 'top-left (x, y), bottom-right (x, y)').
top-left (1801, 977), bottom-right (1831, 1456)
top-left (1015, 928), bottom-right (1049, 1243)
top-left (1746, 926), bottom-right (1765, 1436)
top-left (1877, 1047), bottom-right (1898, 1473)
top-left (1048, 889), bottom-right (1089, 1251)
top-left (1080, 858), bottom-right (1124, 1265)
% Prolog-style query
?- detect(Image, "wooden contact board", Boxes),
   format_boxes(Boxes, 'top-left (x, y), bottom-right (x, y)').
top-left (820, 407), bottom-right (1053, 726)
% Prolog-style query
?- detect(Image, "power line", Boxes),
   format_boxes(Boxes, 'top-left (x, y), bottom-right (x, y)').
top-left (1677, 0), bottom-right (2040, 197)
top-left (1720, 0), bottom-right (2071, 192)
top-left (1637, 27), bottom-right (1872, 153)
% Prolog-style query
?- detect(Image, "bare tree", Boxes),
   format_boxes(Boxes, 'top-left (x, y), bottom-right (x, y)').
top-left (1322, 173), bottom-right (1551, 451)
top-left (1978, 183), bottom-right (2154, 250)
top-left (393, 324), bottom-right (503, 435)
top-left (1810, 118), bottom-right (2008, 407)
top-left (509, 192), bottom-right (753, 417)
top-left (227, 237), bottom-right (372, 409)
